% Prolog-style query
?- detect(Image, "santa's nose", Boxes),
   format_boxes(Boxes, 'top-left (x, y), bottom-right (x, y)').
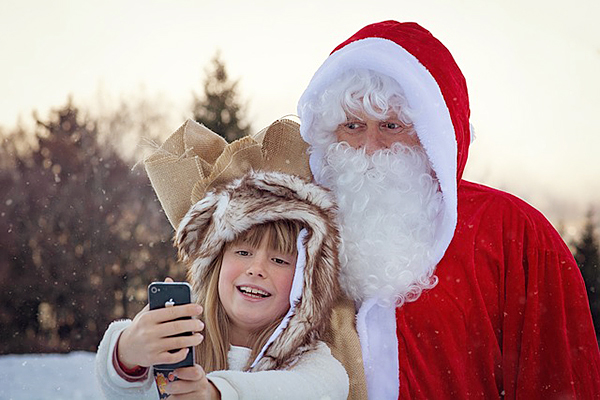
top-left (363, 126), bottom-right (385, 154)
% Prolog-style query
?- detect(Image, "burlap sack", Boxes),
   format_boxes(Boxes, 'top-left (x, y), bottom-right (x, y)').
top-left (323, 297), bottom-right (369, 400)
top-left (144, 118), bottom-right (367, 399)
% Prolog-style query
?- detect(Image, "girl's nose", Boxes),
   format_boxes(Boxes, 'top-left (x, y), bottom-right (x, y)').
top-left (246, 259), bottom-right (266, 278)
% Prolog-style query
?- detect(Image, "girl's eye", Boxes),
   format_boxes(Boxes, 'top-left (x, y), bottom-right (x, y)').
top-left (272, 257), bottom-right (290, 266)
top-left (236, 250), bottom-right (251, 256)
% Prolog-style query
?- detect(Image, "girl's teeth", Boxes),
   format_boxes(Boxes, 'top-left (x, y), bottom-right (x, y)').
top-left (239, 286), bottom-right (270, 297)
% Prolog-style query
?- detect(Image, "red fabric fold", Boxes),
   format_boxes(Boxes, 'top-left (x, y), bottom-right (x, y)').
top-left (396, 181), bottom-right (600, 399)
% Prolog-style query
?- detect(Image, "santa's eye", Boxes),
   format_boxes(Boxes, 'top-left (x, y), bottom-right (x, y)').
top-left (381, 121), bottom-right (415, 136)
top-left (338, 121), bottom-right (365, 132)
top-left (382, 121), bottom-right (408, 130)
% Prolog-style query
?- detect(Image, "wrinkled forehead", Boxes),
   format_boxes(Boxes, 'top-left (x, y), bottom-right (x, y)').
top-left (341, 107), bottom-right (409, 122)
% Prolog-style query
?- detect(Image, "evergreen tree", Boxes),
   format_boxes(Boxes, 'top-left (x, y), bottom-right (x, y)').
top-left (573, 208), bottom-right (600, 345)
top-left (192, 52), bottom-right (252, 142)
top-left (0, 101), bottom-right (179, 354)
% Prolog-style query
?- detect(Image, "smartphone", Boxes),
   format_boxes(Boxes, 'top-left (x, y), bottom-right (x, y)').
top-left (148, 281), bottom-right (195, 399)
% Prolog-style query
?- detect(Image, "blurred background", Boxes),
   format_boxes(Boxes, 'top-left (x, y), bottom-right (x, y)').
top-left (0, 0), bottom-right (598, 359)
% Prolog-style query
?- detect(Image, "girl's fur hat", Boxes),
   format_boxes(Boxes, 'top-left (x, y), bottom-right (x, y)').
top-left (175, 170), bottom-right (340, 371)
top-left (144, 118), bottom-right (340, 371)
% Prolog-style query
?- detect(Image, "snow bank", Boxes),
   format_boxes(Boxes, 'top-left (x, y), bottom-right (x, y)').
top-left (0, 352), bottom-right (103, 400)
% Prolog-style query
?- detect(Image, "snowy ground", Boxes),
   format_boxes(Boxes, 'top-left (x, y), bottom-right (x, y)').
top-left (0, 352), bottom-right (103, 400)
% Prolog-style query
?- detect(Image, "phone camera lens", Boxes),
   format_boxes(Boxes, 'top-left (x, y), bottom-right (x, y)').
top-left (151, 286), bottom-right (158, 294)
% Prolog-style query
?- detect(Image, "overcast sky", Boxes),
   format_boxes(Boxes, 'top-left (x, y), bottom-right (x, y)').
top-left (1, 0), bottom-right (599, 235)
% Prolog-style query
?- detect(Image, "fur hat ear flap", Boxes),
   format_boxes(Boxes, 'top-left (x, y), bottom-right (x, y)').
top-left (175, 194), bottom-right (220, 262)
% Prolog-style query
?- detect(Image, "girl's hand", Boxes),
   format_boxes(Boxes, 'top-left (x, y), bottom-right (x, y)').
top-left (117, 295), bottom-right (204, 369)
top-left (165, 364), bottom-right (221, 400)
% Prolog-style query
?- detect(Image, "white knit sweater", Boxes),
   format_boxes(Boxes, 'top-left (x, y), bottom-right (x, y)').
top-left (95, 320), bottom-right (349, 400)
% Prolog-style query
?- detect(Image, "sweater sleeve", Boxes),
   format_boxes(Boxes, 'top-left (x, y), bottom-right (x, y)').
top-left (207, 341), bottom-right (349, 400)
top-left (95, 319), bottom-right (158, 400)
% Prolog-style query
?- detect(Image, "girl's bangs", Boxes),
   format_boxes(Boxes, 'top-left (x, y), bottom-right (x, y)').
top-left (231, 220), bottom-right (303, 255)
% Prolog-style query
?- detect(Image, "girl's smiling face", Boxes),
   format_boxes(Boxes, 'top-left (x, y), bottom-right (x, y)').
top-left (218, 233), bottom-right (297, 345)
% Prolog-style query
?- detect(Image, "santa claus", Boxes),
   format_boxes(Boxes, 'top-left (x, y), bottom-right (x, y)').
top-left (297, 20), bottom-right (600, 399)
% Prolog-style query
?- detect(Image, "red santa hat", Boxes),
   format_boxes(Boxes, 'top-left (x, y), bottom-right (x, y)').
top-left (297, 20), bottom-right (472, 268)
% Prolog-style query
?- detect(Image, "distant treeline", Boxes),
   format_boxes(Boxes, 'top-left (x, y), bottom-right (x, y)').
top-left (0, 53), bottom-right (254, 354)
top-left (0, 54), bottom-right (597, 354)
top-left (0, 102), bottom-right (178, 353)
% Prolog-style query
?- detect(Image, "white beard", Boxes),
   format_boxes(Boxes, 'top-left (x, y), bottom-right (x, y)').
top-left (314, 142), bottom-right (443, 306)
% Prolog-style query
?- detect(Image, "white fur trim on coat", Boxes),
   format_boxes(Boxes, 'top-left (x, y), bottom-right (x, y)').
top-left (356, 299), bottom-right (399, 399)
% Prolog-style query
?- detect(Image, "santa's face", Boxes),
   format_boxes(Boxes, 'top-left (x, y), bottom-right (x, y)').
top-left (314, 140), bottom-right (443, 306)
top-left (335, 110), bottom-right (420, 154)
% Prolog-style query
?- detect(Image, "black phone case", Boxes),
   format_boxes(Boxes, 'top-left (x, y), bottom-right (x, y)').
top-left (148, 282), bottom-right (195, 399)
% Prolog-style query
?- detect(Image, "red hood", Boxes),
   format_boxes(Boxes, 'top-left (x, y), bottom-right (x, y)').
top-left (332, 21), bottom-right (471, 181)
top-left (298, 20), bottom-right (472, 267)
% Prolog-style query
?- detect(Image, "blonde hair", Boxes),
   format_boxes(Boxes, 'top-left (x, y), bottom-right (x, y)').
top-left (194, 219), bottom-right (303, 372)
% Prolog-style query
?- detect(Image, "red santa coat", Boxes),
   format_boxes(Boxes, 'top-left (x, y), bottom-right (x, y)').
top-left (398, 180), bottom-right (600, 399)
top-left (298, 20), bottom-right (600, 399)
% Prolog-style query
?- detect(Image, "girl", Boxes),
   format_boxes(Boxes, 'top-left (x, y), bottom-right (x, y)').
top-left (95, 170), bottom-right (349, 399)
